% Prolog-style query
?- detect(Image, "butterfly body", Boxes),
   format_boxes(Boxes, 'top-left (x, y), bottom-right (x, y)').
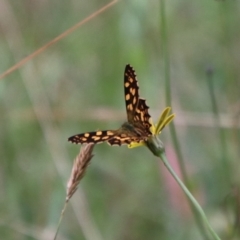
top-left (121, 122), bottom-right (144, 136)
top-left (68, 64), bottom-right (152, 146)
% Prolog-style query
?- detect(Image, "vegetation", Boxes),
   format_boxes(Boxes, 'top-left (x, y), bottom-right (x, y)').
top-left (0, 0), bottom-right (240, 239)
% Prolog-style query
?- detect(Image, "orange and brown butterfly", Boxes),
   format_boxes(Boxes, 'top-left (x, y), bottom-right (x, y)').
top-left (68, 64), bottom-right (152, 146)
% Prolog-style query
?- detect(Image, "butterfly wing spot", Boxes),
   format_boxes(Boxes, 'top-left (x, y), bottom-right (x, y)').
top-left (107, 131), bottom-right (114, 136)
top-left (120, 134), bottom-right (127, 137)
top-left (102, 136), bottom-right (111, 140)
top-left (96, 131), bottom-right (103, 136)
top-left (126, 94), bottom-right (130, 101)
top-left (125, 82), bottom-right (130, 88)
top-left (84, 133), bottom-right (90, 137)
top-left (129, 77), bottom-right (134, 83)
top-left (127, 104), bottom-right (133, 111)
top-left (91, 136), bottom-right (101, 141)
top-left (130, 88), bottom-right (136, 95)
top-left (133, 96), bottom-right (137, 105)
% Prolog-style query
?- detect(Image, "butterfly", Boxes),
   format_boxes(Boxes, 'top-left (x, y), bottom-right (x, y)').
top-left (68, 64), bottom-right (152, 146)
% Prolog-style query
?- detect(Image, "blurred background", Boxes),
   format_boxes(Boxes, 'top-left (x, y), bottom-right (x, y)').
top-left (0, 0), bottom-right (240, 239)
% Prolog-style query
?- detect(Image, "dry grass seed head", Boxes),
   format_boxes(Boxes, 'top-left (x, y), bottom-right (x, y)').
top-left (66, 143), bottom-right (94, 201)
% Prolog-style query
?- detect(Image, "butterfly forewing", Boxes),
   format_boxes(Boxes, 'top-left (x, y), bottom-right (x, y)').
top-left (68, 129), bottom-right (142, 146)
top-left (124, 64), bottom-right (139, 122)
top-left (124, 65), bottom-right (151, 133)
top-left (68, 130), bottom-right (116, 144)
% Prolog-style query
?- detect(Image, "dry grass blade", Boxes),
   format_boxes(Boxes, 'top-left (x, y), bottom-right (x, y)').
top-left (0, 0), bottom-right (118, 81)
top-left (53, 143), bottom-right (95, 240)
top-left (67, 143), bottom-right (95, 201)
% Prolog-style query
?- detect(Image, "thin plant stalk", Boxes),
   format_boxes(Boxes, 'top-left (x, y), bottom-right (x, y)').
top-left (160, 152), bottom-right (221, 240)
top-left (146, 136), bottom-right (221, 240)
top-left (206, 68), bottom-right (231, 185)
top-left (0, 0), bottom-right (118, 81)
top-left (159, 0), bottom-right (190, 190)
top-left (53, 144), bottom-right (94, 240)
top-left (159, 0), bottom-right (210, 238)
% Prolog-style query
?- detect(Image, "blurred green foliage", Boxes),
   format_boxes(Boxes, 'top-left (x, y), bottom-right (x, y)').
top-left (1, 0), bottom-right (240, 239)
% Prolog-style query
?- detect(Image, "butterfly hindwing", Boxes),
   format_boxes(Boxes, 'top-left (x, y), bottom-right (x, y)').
top-left (106, 130), bottom-right (147, 146)
top-left (134, 98), bottom-right (152, 134)
top-left (107, 136), bottom-right (132, 146)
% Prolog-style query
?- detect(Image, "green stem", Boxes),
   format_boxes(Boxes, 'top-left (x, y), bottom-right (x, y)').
top-left (159, 0), bottom-right (171, 103)
top-left (160, 152), bottom-right (221, 240)
top-left (206, 68), bottom-right (231, 185)
top-left (146, 137), bottom-right (221, 240)
top-left (53, 200), bottom-right (68, 240)
top-left (146, 136), bottom-right (221, 240)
